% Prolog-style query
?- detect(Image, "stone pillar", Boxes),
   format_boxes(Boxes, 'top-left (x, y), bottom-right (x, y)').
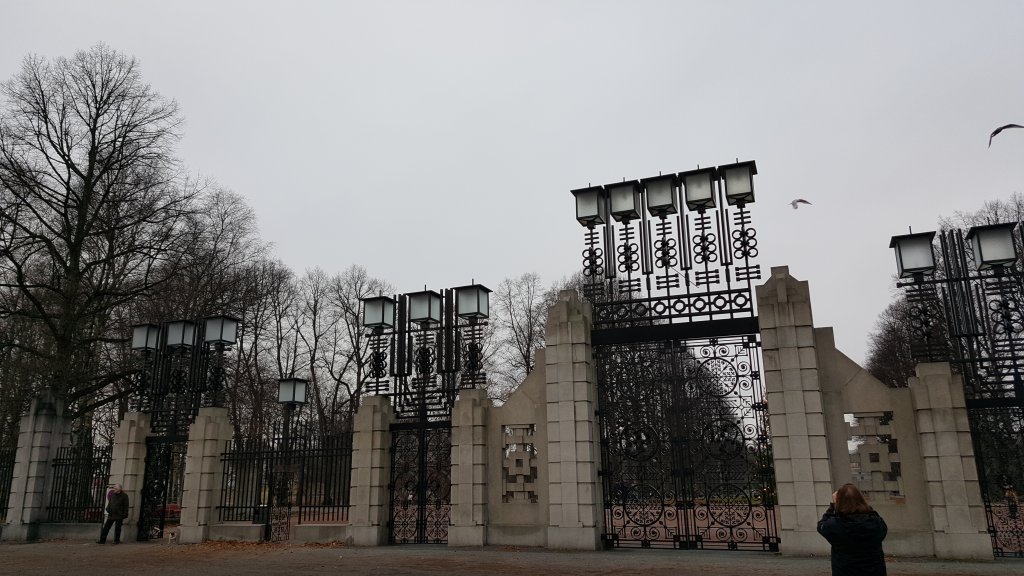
top-left (1, 393), bottom-right (70, 541)
top-left (449, 388), bottom-right (490, 546)
top-left (349, 395), bottom-right (393, 546)
top-left (909, 363), bottom-right (991, 560)
top-left (107, 412), bottom-right (151, 532)
top-left (543, 290), bottom-right (601, 550)
top-left (756, 266), bottom-right (833, 555)
top-left (178, 407), bottom-right (234, 543)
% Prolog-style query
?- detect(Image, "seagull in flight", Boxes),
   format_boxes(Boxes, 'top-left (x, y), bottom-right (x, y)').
top-left (989, 123), bottom-right (1024, 148)
top-left (790, 199), bottom-right (812, 210)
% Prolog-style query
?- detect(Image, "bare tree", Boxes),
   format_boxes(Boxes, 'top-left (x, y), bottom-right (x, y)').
top-left (230, 258), bottom-right (294, 437)
top-left (485, 272), bottom-right (584, 401)
top-left (0, 44), bottom-right (196, 417)
top-left (323, 265), bottom-right (392, 427)
top-left (864, 297), bottom-right (916, 388)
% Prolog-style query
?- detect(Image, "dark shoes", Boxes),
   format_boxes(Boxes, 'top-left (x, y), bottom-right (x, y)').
top-left (112, 541), bottom-right (120, 545)
top-left (96, 540), bottom-right (105, 544)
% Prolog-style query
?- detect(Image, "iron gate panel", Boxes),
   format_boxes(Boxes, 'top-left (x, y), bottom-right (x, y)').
top-left (138, 437), bottom-right (186, 541)
top-left (389, 423), bottom-right (451, 544)
top-left (970, 405), bottom-right (1024, 557)
top-left (598, 336), bottom-right (778, 550)
top-left (47, 444), bottom-right (112, 523)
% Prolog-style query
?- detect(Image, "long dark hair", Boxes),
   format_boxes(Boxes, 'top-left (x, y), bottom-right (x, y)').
top-left (835, 483), bottom-right (874, 515)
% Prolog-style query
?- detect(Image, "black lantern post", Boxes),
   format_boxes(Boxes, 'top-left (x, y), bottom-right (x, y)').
top-left (128, 315), bottom-right (239, 420)
top-left (276, 377), bottom-right (307, 508)
top-left (888, 222), bottom-right (1024, 557)
top-left (569, 160), bottom-right (759, 313)
top-left (359, 284), bottom-right (491, 418)
top-left (720, 160), bottom-right (757, 206)
top-left (358, 284), bottom-right (491, 544)
top-left (127, 313), bottom-right (239, 542)
top-left (681, 167), bottom-right (718, 212)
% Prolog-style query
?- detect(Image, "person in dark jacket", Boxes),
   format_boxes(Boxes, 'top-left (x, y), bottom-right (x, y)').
top-left (97, 483), bottom-right (130, 544)
top-left (817, 483), bottom-right (887, 576)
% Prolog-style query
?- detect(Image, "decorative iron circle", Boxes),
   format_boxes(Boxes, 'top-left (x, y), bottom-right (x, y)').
top-left (415, 345), bottom-right (434, 377)
top-left (617, 243), bottom-right (640, 272)
top-left (700, 419), bottom-right (745, 460)
top-left (732, 228), bottom-right (759, 258)
top-left (618, 423), bottom-right (660, 462)
top-left (624, 483), bottom-right (665, 527)
top-left (693, 233), bottom-right (718, 264)
top-left (372, 351), bottom-right (388, 378)
top-left (990, 298), bottom-right (1024, 335)
top-left (700, 358), bottom-right (739, 396)
top-left (582, 247), bottom-right (604, 278)
top-left (654, 238), bottom-right (678, 269)
top-left (707, 483), bottom-right (753, 527)
top-left (732, 291), bottom-right (750, 308)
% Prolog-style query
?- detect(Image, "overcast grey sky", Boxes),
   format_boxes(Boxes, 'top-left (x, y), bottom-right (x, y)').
top-left (3, 1), bottom-right (1023, 362)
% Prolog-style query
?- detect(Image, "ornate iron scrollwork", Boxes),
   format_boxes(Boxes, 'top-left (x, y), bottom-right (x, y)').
top-left (596, 337), bottom-right (777, 550)
top-left (138, 438), bottom-right (186, 541)
top-left (581, 203), bottom-right (761, 325)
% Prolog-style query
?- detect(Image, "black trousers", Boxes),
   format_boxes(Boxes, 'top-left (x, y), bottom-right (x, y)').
top-left (99, 517), bottom-right (123, 543)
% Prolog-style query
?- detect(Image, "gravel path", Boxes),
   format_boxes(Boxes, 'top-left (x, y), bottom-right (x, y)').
top-left (2, 540), bottom-right (1022, 576)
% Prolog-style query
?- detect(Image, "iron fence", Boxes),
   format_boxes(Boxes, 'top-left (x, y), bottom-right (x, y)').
top-left (219, 428), bottom-right (352, 526)
top-left (47, 444), bottom-right (112, 523)
top-left (0, 444), bottom-right (15, 522)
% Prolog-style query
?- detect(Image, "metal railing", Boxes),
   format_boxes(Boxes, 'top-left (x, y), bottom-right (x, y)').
top-left (219, 428), bottom-right (352, 526)
top-left (47, 444), bottom-right (112, 523)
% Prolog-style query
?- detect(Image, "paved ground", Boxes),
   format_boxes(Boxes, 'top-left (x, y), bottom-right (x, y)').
top-left (2, 540), bottom-right (1023, 576)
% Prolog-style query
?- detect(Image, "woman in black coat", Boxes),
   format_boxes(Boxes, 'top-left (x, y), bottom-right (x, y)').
top-left (817, 483), bottom-right (888, 576)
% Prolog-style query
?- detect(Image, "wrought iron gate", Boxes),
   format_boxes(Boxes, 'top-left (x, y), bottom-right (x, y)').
top-left (971, 406), bottom-right (1024, 557)
top-left (388, 423), bottom-right (451, 544)
top-left (571, 161), bottom-right (779, 550)
top-left (138, 437), bottom-right (186, 540)
top-left (361, 286), bottom-right (489, 546)
top-left (596, 337), bottom-right (776, 549)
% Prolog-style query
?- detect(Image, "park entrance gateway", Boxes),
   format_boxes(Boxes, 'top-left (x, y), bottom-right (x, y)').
top-left (130, 317), bottom-right (236, 541)
top-left (362, 286), bottom-right (489, 544)
top-left (572, 163), bottom-right (780, 549)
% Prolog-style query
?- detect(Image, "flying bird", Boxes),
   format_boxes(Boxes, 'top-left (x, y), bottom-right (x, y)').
top-left (790, 199), bottom-right (812, 209)
top-left (989, 123), bottom-right (1024, 148)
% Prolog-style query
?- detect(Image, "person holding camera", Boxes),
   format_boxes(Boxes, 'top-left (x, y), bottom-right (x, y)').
top-left (817, 483), bottom-right (888, 576)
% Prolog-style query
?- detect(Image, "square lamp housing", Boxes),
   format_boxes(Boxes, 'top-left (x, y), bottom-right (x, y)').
top-left (889, 232), bottom-right (937, 278)
top-left (966, 223), bottom-right (1018, 270)
top-left (681, 167), bottom-right (718, 212)
top-left (408, 290), bottom-right (443, 325)
top-left (607, 180), bottom-right (641, 222)
top-left (362, 295), bottom-right (396, 329)
top-left (204, 315), bottom-right (240, 345)
top-left (165, 320), bottom-right (196, 348)
top-left (455, 284), bottom-right (491, 319)
top-left (642, 174), bottom-right (679, 218)
top-left (571, 186), bottom-right (606, 227)
top-left (131, 324), bottom-right (160, 351)
top-left (721, 160), bottom-right (757, 206)
top-left (278, 377), bottom-right (308, 405)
